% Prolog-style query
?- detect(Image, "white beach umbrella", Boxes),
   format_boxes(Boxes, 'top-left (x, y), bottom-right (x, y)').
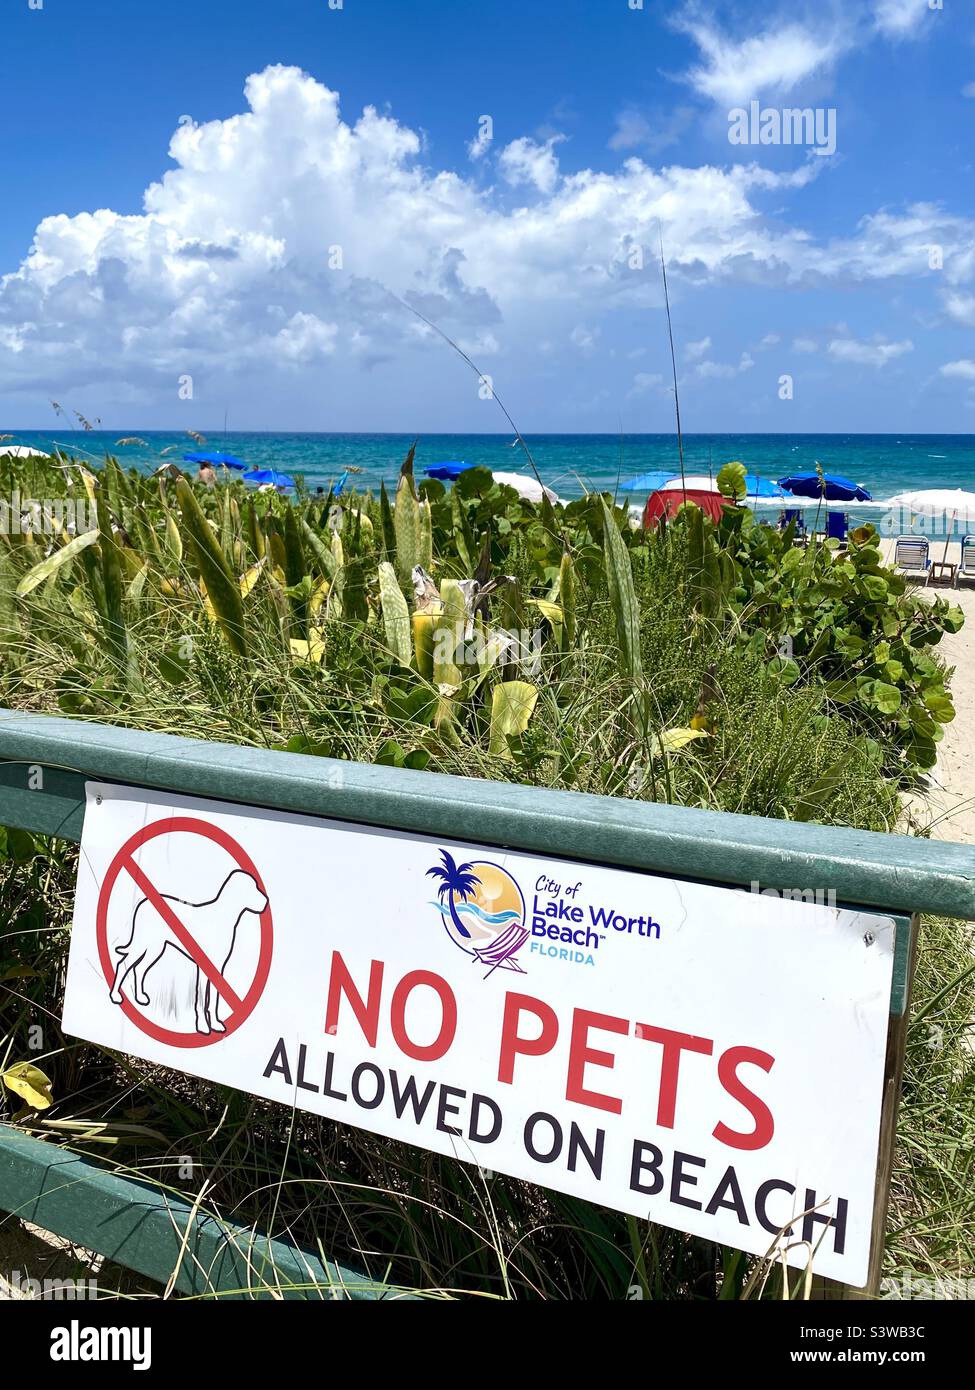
top-left (887, 488), bottom-right (975, 560)
top-left (660, 474), bottom-right (720, 493)
top-left (0, 445), bottom-right (51, 459)
top-left (492, 471), bottom-right (561, 504)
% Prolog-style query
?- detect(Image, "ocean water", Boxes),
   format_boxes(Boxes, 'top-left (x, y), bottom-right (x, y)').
top-left (4, 430), bottom-right (972, 528)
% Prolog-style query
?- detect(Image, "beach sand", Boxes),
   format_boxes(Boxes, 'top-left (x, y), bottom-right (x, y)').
top-left (880, 539), bottom-right (975, 845)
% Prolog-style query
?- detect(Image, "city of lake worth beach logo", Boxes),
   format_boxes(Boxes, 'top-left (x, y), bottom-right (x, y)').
top-left (426, 850), bottom-right (530, 978)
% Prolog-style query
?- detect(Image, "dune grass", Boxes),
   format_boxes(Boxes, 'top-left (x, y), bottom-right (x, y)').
top-left (0, 452), bottom-right (970, 1298)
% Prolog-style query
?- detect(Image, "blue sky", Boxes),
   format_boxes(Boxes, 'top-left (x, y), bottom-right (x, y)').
top-left (1, 0), bottom-right (973, 432)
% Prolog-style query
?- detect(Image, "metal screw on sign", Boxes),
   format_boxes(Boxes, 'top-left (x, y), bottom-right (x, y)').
top-left (863, 930), bottom-right (875, 946)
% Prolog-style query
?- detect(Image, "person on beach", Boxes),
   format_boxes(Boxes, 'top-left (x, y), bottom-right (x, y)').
top-left (198, 461), bottom-right (217, 488)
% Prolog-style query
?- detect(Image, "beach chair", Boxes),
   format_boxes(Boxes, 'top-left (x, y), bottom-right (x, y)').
top-left (956, 535), bottom-right (975, 588)
top-left (893, 536), bottom-right (930, 582)
top-left (826, 512), bottom-right (848, 544)
top-left (780, 508), bottom-right (807, 546)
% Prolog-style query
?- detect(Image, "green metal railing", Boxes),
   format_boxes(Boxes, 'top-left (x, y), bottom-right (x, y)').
top-left (1, 708), bottom-right (974, 1298)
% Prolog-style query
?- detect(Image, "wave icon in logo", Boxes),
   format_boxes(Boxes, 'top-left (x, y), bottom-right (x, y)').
top-left (426, 850), bottom-right (530, 979)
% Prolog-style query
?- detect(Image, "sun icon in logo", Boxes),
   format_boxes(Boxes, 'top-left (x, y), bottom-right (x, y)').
top-left (426, 850), bottom-right (530, 978)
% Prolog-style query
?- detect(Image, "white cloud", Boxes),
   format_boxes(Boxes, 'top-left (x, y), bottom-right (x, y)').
top-left (499, 136), bottom-right (563, 194)
top-left (828, 336), bottom-right (914, 367)
top-left (608, 105), bottom-right (695, 155)
top-left (793, 336), bottom-right (819, 353)
top-left (685, 335), bottom-right (712, 360)
top-left (759, 332), bottom-right (781, 348)
top-left (468, 125), bottom-right (492, 161)
top-left (274, 312), bottom-right (338, 361)
top-left (0, 65), bottom-right (971, 407)
top-left (964, 82), bottom-right (975, 99)
top-left (609, 110), bottom-right (654, 152)
top-left (678, 18), bottom-right (843, 106)
top-left (695, 350), bottom-right (754, 379)
top-left (569, 323), bottom-right (599, 350)
top-left (940, 359), bottom-right (975, 381)
top-left (873, 0), bottom-right (931, 38)
top-left (943, 291), bottom-right (975, 326)
top-left (628, 371), bottom-right (665, 397)
top-left (678, 7), bottom-right (934, 109)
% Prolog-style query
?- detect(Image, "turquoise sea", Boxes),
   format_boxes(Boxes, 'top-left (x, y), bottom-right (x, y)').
top-left (4, 430), bottom-right (972, 528)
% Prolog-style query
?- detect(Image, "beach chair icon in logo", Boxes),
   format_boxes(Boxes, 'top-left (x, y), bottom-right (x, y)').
top-left (473, 923), bottom-right (531, 979)
top-left (427, 850), bottom-right (529, 979)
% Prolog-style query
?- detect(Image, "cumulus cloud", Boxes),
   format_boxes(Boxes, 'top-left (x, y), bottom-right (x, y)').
top-left (0, 64), bottom-right (972, 408)
top-left (677, 5), bottom-right (934, 109)
top-left (608, 105), bottom-right (696, 155)
top-left (468, 122), bottom-right (493, 161)
top-left (695, 350), bottom-right (755, 379)
top-left (498, 136), bottom-right (564, 194)
top-left (628, 371), bottom-right (666, 397)
top-left (873, 0), bottom-right (932, 38)
top-left (685, 336), bottom-right (712, 360)
top-left (940, 359), bottom-right (975, 381)
top-left (943, 291), bottom-right (975, 326)
top-left (678, 18), bottom-right (844, 105)
top-left (828, 336), bottom-right (914, 367)
top-left (569, 324), bottom-right (600, 350)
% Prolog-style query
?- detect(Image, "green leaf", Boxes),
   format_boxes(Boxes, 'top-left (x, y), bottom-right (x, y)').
top-left (158, 645), bottom-right (191, 686)
top-left (600, 499), bottom-right (642, 684)
top-left (862, 679), bottom-right (902, 715)
top-left (923, 689), bottom-right (956, 723)
top-left (300, 518), bottom-right (338, 582)
top-left (376, 739), bottom-right (407, 768)
top-left (378, 562), bottom-right (413, 667)
top-left (14, 529), bottom-right (100, 597)
top-left (176, 479), bottom-right (248, 657)
top-left (394, 473), bottom-right (422, 587)
top-left (716, 461), bottom-right (747, 502)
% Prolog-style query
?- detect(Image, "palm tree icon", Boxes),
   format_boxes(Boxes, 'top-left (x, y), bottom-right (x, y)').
top-left (426, 850), bottom-right (481, 941)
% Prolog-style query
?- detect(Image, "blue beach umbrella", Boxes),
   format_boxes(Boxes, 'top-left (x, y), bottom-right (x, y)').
top-left (423, 461), bottom-right (475, 481)
top-left (243, 468), bottom-right (294, 490)
top-left (183, 451), bottom-right (246, 470)
top-left (744, 474), bottom-right (786, 499)
top-left (778, 471), bottom-right (872, 502)
top-left (619, 470), bottom-right (679, 493)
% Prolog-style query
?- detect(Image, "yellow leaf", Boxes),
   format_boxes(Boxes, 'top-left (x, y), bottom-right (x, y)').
top-left (309, 577), bottom-right (330, 618)
top-left (239, 557), bottom-right (266, 598)
top-left (2, 1061), bottom-right (54, 1110)
top-left (528, 598), bottom-right (563, 624)
top-left (199, 578), bottom-right (217, 623)
top-left (290, 632), bottom-right (325, 664)
top-left (489, 680), bottom-right (539, 757)
top-left (651, 727), bottom-right (710, 756)
top-left (412, 612), bottom-right (436, 681)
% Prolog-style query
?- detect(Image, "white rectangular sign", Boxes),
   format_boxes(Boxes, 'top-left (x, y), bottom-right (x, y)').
top-left (63, 782), bottom-right (896, 1285)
